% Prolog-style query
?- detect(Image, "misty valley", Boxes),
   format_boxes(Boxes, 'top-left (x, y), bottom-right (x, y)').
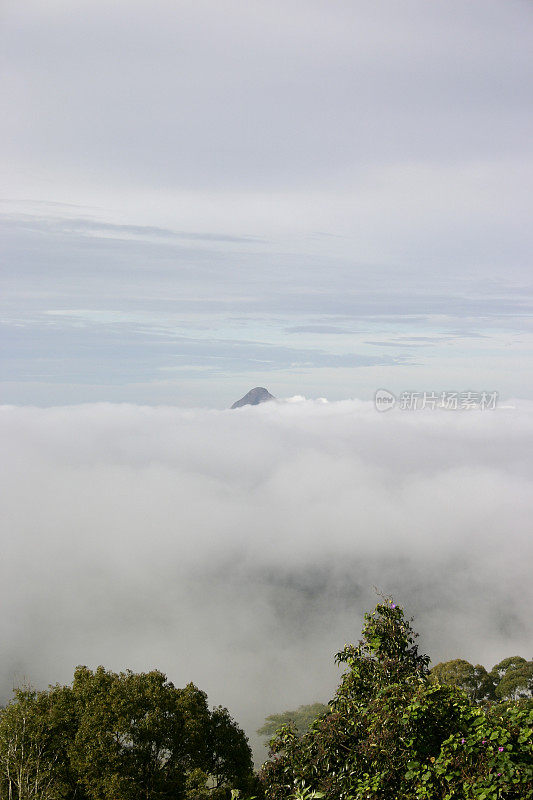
top-left (0, 599), bottom-right (531, 800)
top-left (1, 399), bottom-right (532, 800)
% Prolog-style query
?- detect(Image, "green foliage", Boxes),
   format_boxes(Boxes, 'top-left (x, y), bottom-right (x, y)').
top-left (260, 599), bottom-right (533, 800)
top-left (490, 657), bottom-right (533, 701)
top-left (291, 788), bottom-right (324, 799)
top-left (69, 666), bottom-right (190, 800)
top-left (208, 706), bottom-right (258, 788)
top-left (258, 705), bottom-right (329, 743)
top-left (0, 683), bottom-right (80, 800)
top-left (0, 667), bottom-right (254, 800)
top-left (0, 687), bottom-right (64, 800)
top-left (0, 609), bottom-right (530, 800)
top-left (230, 790), bottom-right (261, 800)
top-left (184, 767), bottom-right (211, 800)
top-left (430, 656), bottom-right (533, 704)
top-left (430, 660), bottom-right (496, 702)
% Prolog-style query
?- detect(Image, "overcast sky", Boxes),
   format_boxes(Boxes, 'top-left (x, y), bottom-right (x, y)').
top-left (1, 0), bottom-right (532, 405)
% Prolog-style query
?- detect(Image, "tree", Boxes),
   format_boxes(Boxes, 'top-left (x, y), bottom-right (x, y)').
top-left (429, 659), bottom-right (496, 701)
top-left (490, 657), bottom-right (533, 701)
top-left (260, 599), bottom-right (533, 800)
top-left (69, 666), bottom-right (190, 800)
top-left (0, 686), bottom-right (74, 800)
top-left (0, 667), bottom-right (254, 800)
top-left (257, 705), bottom-right (329, 744)
top-left (430, 656), bottom-right (533, 703)
top-left (207, 706), bottom-right (254, 789)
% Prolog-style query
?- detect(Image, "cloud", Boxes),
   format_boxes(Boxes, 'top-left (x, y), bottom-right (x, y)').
top-left (1, 399), bottom-right (532, 760)
top-left (286, 325), bottom-right (355, 335)
top-left (2, 0), bottom-right (533, 406)
top-left (2, 207), bottom-right (532, 407)
top-left (0, 213), bottom-right (261, 245)
top-left (3, 0), bottom-right (532, 191)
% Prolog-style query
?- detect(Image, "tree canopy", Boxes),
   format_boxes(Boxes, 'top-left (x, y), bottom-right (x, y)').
top-left (1, 605), bottom-right (531, 800)
top-left (429, 659), bottom-right (496, 702)
top-left (259, 599), bottom-right (533, 800)
top-left (0, 667), bottom-right (255, 800)
top-left (491, 657), bottom-right (533, 702)
top-left (429, 656), bottom-right (533, 704)
top-left (257, 705), bottom-right (329, 744)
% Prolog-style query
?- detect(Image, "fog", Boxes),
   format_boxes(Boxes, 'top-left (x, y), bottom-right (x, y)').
top-left (1, 398), bottom-right (531, 760)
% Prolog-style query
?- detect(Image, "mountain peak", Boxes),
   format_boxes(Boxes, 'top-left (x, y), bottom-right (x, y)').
top-left (231, 387), bottom-right (275, 409)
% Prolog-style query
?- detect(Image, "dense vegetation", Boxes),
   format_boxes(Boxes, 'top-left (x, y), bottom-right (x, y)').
top-left (259, 600), bottom-right (532, 800)
top-left (258, 657), bottom-right (533, 749)
top-left (429, 657), bottom-right (533, 704)
top-left (0, 667), bottom-right (257, 800)
top-left (0, 602), bottom-right (531, 800)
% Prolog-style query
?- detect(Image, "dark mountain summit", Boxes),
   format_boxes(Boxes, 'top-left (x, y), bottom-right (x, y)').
top-left (231, 387), bottom-right (275, 409)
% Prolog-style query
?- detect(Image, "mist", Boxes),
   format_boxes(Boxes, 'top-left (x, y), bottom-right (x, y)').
top-left (1, 398), bottom-right (531, 760)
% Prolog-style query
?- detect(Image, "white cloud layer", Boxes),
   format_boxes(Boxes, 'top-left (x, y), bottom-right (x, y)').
top-left (1, 399), bottom-right (532, 759)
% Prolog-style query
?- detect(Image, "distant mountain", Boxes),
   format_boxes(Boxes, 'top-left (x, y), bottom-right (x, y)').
top-left (231, 387), bottom-right (275, 409)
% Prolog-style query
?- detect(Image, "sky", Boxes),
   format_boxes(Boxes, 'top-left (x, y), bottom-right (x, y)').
top-left (1, 0), bottom-right (532, 765)
top-left (1, 0), bottom-right (533, 405)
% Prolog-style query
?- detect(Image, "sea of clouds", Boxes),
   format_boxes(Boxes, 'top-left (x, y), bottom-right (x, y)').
top-left (1, 398), bottom-right (532, 760)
